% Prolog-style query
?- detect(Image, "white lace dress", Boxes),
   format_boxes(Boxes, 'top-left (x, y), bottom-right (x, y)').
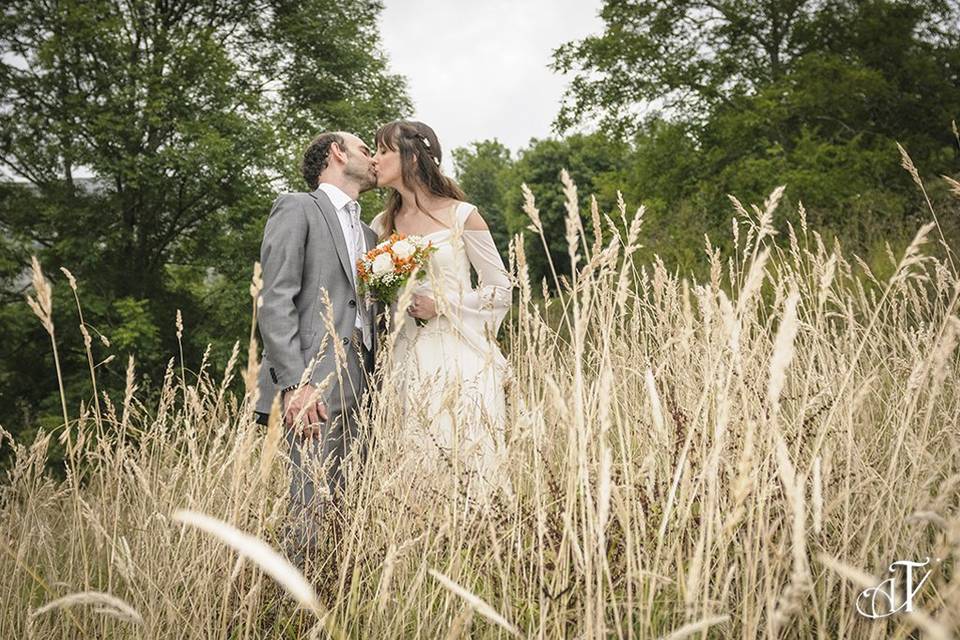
top-left (371, 201), bottom-right (513, 504)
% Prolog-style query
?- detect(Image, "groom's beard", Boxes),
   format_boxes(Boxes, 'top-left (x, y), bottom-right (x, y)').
top-left (344, 157), bottom-right (377, 193)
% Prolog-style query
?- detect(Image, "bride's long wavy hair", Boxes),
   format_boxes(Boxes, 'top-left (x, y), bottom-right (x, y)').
top-left (374, 120), bottom-right (465, 239)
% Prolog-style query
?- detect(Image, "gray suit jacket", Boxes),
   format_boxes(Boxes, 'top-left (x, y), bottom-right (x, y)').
top-left (255, 186), bottom-right (379, 415)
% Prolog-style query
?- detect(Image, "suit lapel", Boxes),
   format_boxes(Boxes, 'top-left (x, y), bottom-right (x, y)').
top-left (360, 222), bottom-right (380, 355)
top-left (361, 223), bottom-right (376, 253)
top-left (308, 190), bottom-right (355, 286)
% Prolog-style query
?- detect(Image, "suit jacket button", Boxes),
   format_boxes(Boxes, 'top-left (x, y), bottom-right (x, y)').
top-left (342, 337), bottom-right (349, 345)
top-left (348, 299), bottom-right (356, 307)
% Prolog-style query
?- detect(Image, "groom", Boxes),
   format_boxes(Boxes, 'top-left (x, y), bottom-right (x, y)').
top-left (255, 131), bottom-right (380, 568)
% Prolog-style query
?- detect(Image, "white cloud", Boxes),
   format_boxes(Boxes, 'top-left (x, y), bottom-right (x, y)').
top-left (378, 0), bottom-right (603, 169)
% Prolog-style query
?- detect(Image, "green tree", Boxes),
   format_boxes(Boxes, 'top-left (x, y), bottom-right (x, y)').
top-left (619, 119), bottom-right (710, 274)
top-left (0, 0), bottom-right (410, 443)
top-left (553, 0), bottom-right (960, 136)
top-left (551, 0), bottom-right (960, 276)
top-left (553, 0), bottom-right (833, 135)
top-left (504, 133), bottom-right (632, 290)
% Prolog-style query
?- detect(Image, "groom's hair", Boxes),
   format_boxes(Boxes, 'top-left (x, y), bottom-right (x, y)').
top-left (301, 132), bottom-right (346, 189)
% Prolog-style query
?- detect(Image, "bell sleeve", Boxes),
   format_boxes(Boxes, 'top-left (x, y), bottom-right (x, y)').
top-left (443, 228), bottom-right (512, 337)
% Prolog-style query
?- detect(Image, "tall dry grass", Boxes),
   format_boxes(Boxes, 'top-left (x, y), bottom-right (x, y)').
top-left (2, 164), bottom-right (959, 639)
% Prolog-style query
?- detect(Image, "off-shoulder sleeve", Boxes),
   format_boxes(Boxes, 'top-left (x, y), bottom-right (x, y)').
top-left (436, 205), bottom-right (512, 338)
top-left (456, 228), bottom-right (512, 335)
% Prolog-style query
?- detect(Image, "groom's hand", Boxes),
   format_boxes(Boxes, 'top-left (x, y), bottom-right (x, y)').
top-left (283, 383), bottom-right (328, 437)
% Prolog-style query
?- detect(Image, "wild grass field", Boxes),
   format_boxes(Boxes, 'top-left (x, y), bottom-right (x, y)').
top-left (2, 165), bottom-right (959, 639)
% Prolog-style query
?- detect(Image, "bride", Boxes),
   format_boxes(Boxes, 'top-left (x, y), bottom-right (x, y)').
top-left (369, 120), bottom-right (513, 505)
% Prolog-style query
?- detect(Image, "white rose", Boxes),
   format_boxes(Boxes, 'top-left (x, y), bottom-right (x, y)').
top-left (371, 252), bottom-right (395, 275)
top-left (392, 239), bottom-right (415, 259)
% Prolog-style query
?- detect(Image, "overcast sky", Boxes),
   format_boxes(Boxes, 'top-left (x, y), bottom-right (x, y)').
top-left (378, 0), bottom-right (604, 171)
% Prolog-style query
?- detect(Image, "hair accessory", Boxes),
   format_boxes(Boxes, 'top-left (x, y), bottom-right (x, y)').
top-left (415, 134), bottom-right (440, 166)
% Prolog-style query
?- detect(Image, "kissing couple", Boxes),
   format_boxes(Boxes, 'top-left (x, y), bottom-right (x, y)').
top-left (253, 120), bottom-right (514, 568)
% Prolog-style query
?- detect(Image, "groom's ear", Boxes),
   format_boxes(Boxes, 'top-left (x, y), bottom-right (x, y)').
top-left (330, 141), bottom-right (348, 164)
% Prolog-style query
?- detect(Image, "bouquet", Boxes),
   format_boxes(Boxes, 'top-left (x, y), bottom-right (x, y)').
top-left (357, 233), bottom-right (438, 326)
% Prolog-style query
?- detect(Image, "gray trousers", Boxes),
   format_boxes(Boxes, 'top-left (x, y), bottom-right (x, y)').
top-left (284, 332), bottom-right (374, 569)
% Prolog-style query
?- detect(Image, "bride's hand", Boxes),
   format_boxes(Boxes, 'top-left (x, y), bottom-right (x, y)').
top-left (407, 293), bottom-right (437, 321)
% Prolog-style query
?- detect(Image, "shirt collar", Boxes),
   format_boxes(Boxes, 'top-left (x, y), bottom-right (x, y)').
top-left (316, 182), bottom-right (358, 215)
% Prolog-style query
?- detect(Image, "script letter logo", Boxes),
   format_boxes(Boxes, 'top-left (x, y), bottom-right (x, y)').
top-left (856, 559), bottom-right (933, 619)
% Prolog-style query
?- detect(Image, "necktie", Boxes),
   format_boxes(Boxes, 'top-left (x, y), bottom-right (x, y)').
top-left (345, 200), bottom-right (372, 351)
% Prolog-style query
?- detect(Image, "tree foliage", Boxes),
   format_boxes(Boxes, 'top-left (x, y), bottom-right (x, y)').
top-left (0, 0), bottom-right (409, 440)
top-left (553, 0), bottom-right (960, 136)
top-left (542, 0), bottom-right (960, 277)
top-left (503, 134), bottom-right (631, 289)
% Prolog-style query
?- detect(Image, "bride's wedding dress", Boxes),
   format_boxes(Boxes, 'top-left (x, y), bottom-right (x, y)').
top-left (371, 202), bottom-right (513, 505)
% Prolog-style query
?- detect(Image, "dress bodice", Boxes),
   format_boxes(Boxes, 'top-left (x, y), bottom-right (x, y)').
top-left (414, 226), bottom-right (472, 298)
top-left (370, 201), bottom-right (512, 372)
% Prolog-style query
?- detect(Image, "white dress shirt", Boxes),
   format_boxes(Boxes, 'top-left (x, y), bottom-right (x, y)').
top-left (317, 182), bottom-right (365, 330)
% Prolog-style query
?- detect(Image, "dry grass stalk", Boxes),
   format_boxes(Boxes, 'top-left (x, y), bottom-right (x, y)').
top-left (30, 591), bottom-right (143, 626)
top-left (660, 614), bottom-right (730, 640)
top-left (771, 431), bottom-right (812, 631)
top-left (171, 510), bottom-right (324, 617)
top-left (767, 286), bottom-right (801, 412)
top-left (443, 605), bottom-right (475, 640)
top-left (26, 256), bottom-right (69, 428)
top-left (428, 568), bottom-right (520, 637)
top-left (259, 394), bottom-right (283, 483)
